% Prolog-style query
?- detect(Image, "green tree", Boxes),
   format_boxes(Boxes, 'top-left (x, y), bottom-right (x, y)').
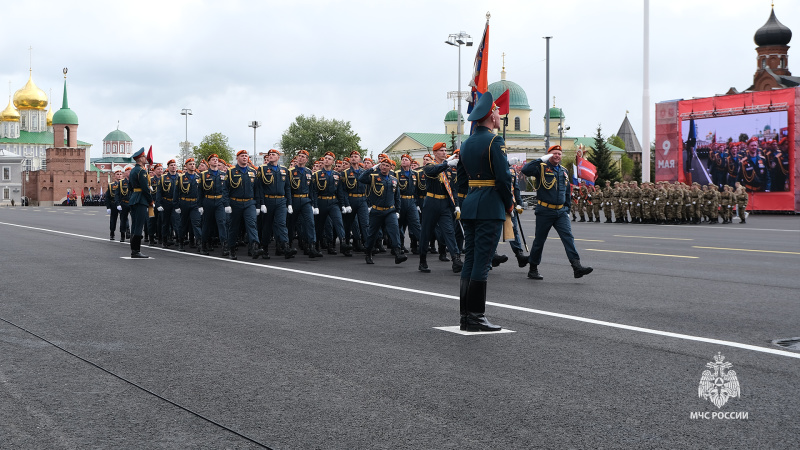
top-left (279, 115), bottom-right (363, 162)
top-left (587, 125), bottom-right (620, 186)
top-left (193, 132), bottom-right (234, 165)
top-left (607, 134), bottom-right (626, 150)
top-left (632, 158), bottom-right (642, 184)
top-left (619, 154), bottom-right (634, 180)
top-left (738, 133), bottom-right (749, 143)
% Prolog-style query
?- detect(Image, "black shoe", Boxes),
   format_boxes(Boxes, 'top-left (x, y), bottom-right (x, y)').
top-left (110, 233), bottom-right (115, 241)
top-left (491, 253), bottom-right (508, 267)
top-left (527, 265), bottom-right (543, 280)
top-left (394, 249), bottom-right (408, 264)
top-left (572, 217), bottom-right (577, 222)
top-left (120, 234), bottom-right (125, 243)
top-left (342, 243), bottom-right (353, 257)
top-left (376, 242), bottom-right (387, 253)
top-left (222, 243), bottom-right (230, 257)
top-left (515, 252), bottom-right (528, 268)
top-left (439, 252), bottom-right (450, 262)
top-left (200, 242), bottom-right (210, 256)
top-left (740, 219), bottom-right (746, 224)
top-left (605, 219), bottom-right (612, 223)
top-left (451, 254), bottom-right (463, 273)
top-left (464, 313), bottom-right (502, 332)
top-left (282, 242), bottom-right (297, 259)
top-left (308, 243), bottom-right (323, 258)
top-left (411, 245), bottom-right (419, 255)
top-left (250, 242), bottom-right (264, 259)
top-left (327, 243), bottom-right (338, 255)
top-left (418, 254), bottom-right (430, 273)
top-left (261, 246), bottom-right (271, 259)
top-left (229, 249), bottom-right (237, 260)
top-left (570, 259), bottom-right (593, 278)
top-left (365, 249), bottom-right (374, 264)
top-left (579, 218), bottom-right (585, 222)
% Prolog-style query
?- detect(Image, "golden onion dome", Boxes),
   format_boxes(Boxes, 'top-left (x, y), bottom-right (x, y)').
top-left (47, 104), bottom-right (54, 126)
top-left (1, 97), bottom-right (20, 122)
top-left (13, 72), bottom-right (48, 110)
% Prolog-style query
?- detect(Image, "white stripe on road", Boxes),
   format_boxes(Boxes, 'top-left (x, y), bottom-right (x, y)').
top-left (1, 220), bottom-right (799, 360)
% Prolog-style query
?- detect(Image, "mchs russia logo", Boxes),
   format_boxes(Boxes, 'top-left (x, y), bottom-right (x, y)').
top-left (691, 352), bottom-right (748, 420)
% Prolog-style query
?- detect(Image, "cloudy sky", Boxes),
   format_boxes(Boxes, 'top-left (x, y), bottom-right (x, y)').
top-left (2, 0), bottom-right (792, 161)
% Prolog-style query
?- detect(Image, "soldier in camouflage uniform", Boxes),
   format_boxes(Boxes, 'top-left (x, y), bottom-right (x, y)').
top-left (602, 180), bottom-right (613, 223)
top-left (578, 182), bottom-right (589, 222)
top-left (571, 185), bottom-right (579, 222)
top-left (734, 182), bottom-right (748, 224)
top-left (591, 185), bottom-right (603, 223)
top-left (687, 183), bottom-right (701, 224)
top-left (719, 185), bottom-right (734, 224)
top-left (628, 181), bottom-right (640, 224)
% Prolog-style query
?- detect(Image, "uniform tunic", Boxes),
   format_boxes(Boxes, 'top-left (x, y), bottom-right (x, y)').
top-left (358, 168), bottom-right (402, 250)
top-left (128, 164), bottom-right (154, 238)
top-left (342, 166), bottom-right (370, 245)
top-left (173, 171), bottom-right (203, 241)
top-left (226, 164), bottom-right (260, 248)
top-left (199, 169), bottom-right (230, 244)
top-left (255, 164), bottom-right (291, 245)
top-left (289, 166), bottom-right (316, 244)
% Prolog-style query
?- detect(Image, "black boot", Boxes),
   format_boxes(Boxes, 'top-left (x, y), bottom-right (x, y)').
top-left (275, 243), bottom-right (284, 256)
top-left (410, 236), bottom-right (418, 255)
top-left (229, 245), bottom-right (237, 260)
top-left (570, 259), bottom-right (593, 278)
top-left (365, 248), bottom-right (374, 264)
top-left (308, 242), bottom-right (323, 258)
top-left (464, 280), bottom-right (501, 332)
top-left (261, 243), bottom-right (271, 259)
top-left (221, 241), bottom-right (230, 257)
top-left (459, 278), bottom-right (470, 330)
top-left (282, 242), bottom-right (297, 259)
top-left (418, 253), bottom-right (430, 273)
top-left (250, 242), bottom-right (264, 259)
top-left (200, 241), bottom-right (210, 256)
top-left (110, 232), bottom-right (115, 241)
top-left (341, 242), bottom-right (353, 257)
top-left (120, 232), bottom-right (126, 243)
top-left (376, 241), bottom-right (387, 253)
top-left (394, 248), bottom-right (408, 264)
top-left (327, 240), bottom-right (338, 255)
top-left (527, 265), bottom-right (543, 280)
top-left (513, 248), bottom-right (528, 268)
top-left (439, 247), bottom-right (450, 262)
top-left (451, 253), bottom-right (463, 273)
top-left (131, 236), bottom-right (149, 258)
top-left (579, 217), bottom-right (585, 222)
top-left (352, 240), bottom-right (363, 252)
top-left (491, 252), bottom-right (508, 267)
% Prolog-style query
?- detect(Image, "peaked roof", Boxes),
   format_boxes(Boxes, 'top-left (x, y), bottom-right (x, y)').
top-left (573, 137), bottom-right (625, 154)
top-left (616, 115), bottom-right (643, 153)
top-left (384, 132), bottom-right (469, 152)
top-left (0, 130), bottom-right (91, 146)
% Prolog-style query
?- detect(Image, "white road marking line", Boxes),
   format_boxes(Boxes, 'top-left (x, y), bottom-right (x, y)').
top-left (586, 249), bottom-right (698, 259)
top-left (614, 235), bottom-right (693, 241)
top-left (1, 220), bottom-right (798, 360)
top-left (120, 257), bottom-right (155, 259)
top-left (660, 224), bottom-right (800, 233)
top-left (549, 237), bottom-right (604, 242)
top-left (692, 246), bottom-right (800, 255)
top-left (434, 326), bottom-right (515, 335)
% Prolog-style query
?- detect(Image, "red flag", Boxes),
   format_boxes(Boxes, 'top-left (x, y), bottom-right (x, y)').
top-left (466, 18), bottom-right (490, 114)
top-left (146, 146), bottom-right (154, 165)
top-left (495, 89), bottom-right (510, 116)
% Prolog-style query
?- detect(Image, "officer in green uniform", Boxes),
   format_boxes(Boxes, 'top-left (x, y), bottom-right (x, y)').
top-left (105, 170), bottom-right (122, 240)
top-left (115, 167), bottom-right (132, 242)
top-left (128, 148), bottom-right (155, 258)
top-left (521, 145), bottom-right (593, 280)
top-left (455, 91), bottom-right (510, 332)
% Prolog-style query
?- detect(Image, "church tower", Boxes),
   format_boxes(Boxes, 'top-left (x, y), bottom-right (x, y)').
top-left (749, 5), bottom-right (794, 91)
top-left (52, 70), bottom-right (79, 148)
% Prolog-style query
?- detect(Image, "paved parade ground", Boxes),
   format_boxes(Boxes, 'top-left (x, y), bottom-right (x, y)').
top-left (1, 206), bottom-right (798, 449)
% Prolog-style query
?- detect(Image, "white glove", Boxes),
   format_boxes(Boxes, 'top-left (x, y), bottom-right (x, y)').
top-left (396, 212), bottom-right (400, 219)
top-left (157, 206), bottom-right (164, 212)
top-left (224, 206), bottom-right (232, 214)
top-left (287, 205), bottom-right (293, 214)
top-left (728, 205), bottom-right (731, 208)
top-left (261, 205), bottom-right (267, 214)
top-left (692, 201), bottom-right (696, 205)
top-left (666, 202), bottom-right (670, 205)
top-left (341, 206), bottom-right (347, 214)
top-left (106, 208), bottom-right (111, 215)
top-left (175, 208), bottom-right (182, 214)
top-left (446, 157), bottom-right (459, 167)
top-left (540, 154), bottom-right (553, 162)
top-left (117, 205), bottom-right (122, 211)
top-left (637, 203), bottom-right (640, 206)
top-left (313, 207), bottom-right (319, 215)
top-left (255, 209), bottom-right (260, 216)
top-left (345, 206), bottom-right (352, 214)
top-left (368, 207), bottom-right (372, 212)
top-left (417, 206), bottom-right (421, 213)
top-left (198, 207), bottom-right (204, 215)
top-left (454, 206), bottom-right (461, 220)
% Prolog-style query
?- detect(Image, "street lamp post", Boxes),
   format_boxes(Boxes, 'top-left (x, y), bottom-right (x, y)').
top-left (557, 120), bottom-right (569, 148)
top-left (249, 121), bottom-right (261, 163)
top-left (445, 31), bottom-right (473, 150)
top-left (180, 108), bottom-right (192, 165)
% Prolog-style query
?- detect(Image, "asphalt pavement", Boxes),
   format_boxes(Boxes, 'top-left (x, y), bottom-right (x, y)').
top-left (1, 206), bottom-right (798, 449)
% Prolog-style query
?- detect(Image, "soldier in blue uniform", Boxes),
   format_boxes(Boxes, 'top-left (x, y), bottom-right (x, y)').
top-left (156, 159), bottom-right (180, 248)
top-left (105, 170), bottom-right (122, 240)
top-left (394, 154), bottom-right (422, 255)
top-left (128, 148), bottom-right (155, 258)
top-left (146, 163), bottom-right (162, 246)
top-left (199, 154), bottom-right (230, 256)
top-left (508, 163), bottom-right (528, 267)
top-left (288, 150), bottom-right (323, 258)
top-left (341, 150), bottom-right (369, 253)
top-left (114, 166), bottom-right (132, 243)
top-left (172, 158), bottom-right (203, 252)
top-left (739, 137), bottom-right (771, 192)
top-left (418, 143), bottom-right (463, 273)
top-left (359, 159), bottom-right (408, 265)
top-left (311, 151), bottom-right (352, 256)
top-left (255, 149), bottom-right (296, 259)
top-left (521, 145), bottom-right (593, 280)
top-left (455, 92), bottom-right (510, 332)
top-left (225, 150), bottom-right (264, 259)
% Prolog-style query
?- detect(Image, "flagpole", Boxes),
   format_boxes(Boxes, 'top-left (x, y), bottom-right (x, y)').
top-left (642, 0), bottom-right (651, 182)
top-left (544, 36), bottom-right (552, 151)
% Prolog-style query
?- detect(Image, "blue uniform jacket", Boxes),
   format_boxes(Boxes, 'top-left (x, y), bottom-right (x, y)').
top-left (199, 169), bottom-right (230, 207)
top-left (226, 165), bottom-right (258, 203)
top-left (255, 164), bottom-right (290, 207)
top-left (311, 169), bottom-right (345, 208)
top-left (289, 166), bottom-right (312, 196)
top-left (358, 168), bottom-right (401, 212)
top-left (456, 126), bottom-right (513, 220)
top-left (156, 173), bottom-right (179, 208)
top-left (173, 172), bottom-right (202, 205)
top-left (521, 157), bottom-right (571, 208)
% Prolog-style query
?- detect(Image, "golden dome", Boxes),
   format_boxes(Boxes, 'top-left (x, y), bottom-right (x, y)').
top-left (1, 97), bottom-right (20, 122)
top-left (13, 72), bottom-right (48, 110)
top-left (47, 103), bottom-right (54, 126)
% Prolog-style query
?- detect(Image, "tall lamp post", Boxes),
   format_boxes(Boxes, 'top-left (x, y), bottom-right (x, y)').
top-left (445, 31), bottom-right (473, 150)
top-left (180, 108), bottom-right (192, 166)
top-left (249, 121), bottom-right (261, 163)
top-left (557, 121), bottom-right (569, 148)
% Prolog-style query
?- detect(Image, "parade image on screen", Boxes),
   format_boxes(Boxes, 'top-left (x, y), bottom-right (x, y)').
top-left (680, 111), bottom-right (790, 193)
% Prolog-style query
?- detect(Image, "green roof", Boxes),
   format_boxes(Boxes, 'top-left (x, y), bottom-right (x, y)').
top-left (573, 137), bottom-right (625, 153)
top-left (53, 108), bottom-right (79, 125)
top-left (103, 129), bottom-right (132, 142)
top-left (402, 132), bottom-right (470, 149)
top-left (0, 130), bottom-right (91, 146)
top-left (89, 164), bottom-right (103, 172)
top-left (546, 107), bottom-right (563, 119)
top-left (91, 156), bottom-right (134, 163)
top-left (487, 79), bottom-right (531, 110)
top-left (444, 110), bottom-right (464, 122)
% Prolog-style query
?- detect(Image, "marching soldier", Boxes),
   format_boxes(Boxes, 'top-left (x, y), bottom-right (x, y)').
top-left (508, 163), bottom-right (529, 266)
top-left (395, 154), bottom-right (422, 255)
top-left (418, 143), bottom-right (463, 273)
top-left (288, 150), bottom-right (323, 258)
top-left (173, 158), bottom-right (203, 251)
top-left (225, 150), bottom-right (264, 259)
top-left (311, 151), bottom-right (352, 256)
top-left (255, 149), bottom-right (296, 259)
top-left (578, 181), bottom-right (589, 222)
top-left (591, 185), bottom-right (603, 223)
top-left (612, 181), bottom-right (623, 223)
top-left (720, 185), bottom-right (734, 224)
top-left (156, 159), bottom-right (180, 248)
top-left (106, 170), bottom-right (122, 240)
top-left (146, 163), bottom-right (163, 245)
top-left (342, 150), bottom-right (370, 253)
top-left (629, 181), bottom-right (640, 223)
top-left (115, 166), bottom-right (132, 242)
top-left (199, 154), bottom-right (230, 256)
top-left (734, 182), bottom-right (749, 224)
top-left (455, 91), bottom-right (511, 332)
top-left (521, 145), bottom-right (593, 280)
top-left (127, 148), bottom-right (155, 258)
top-left (603, 180), bottom-right (614, 223)
top-left (359, 159), bottom-right (407, 265)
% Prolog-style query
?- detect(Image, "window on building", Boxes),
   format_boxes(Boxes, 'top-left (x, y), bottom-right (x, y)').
top-left (3, 188), bottom-right (9, 200)
top-left (3, 167), bottom-right (9, 180)
top-left (41, 159), bottom-right (46, 171)
top-left (514, 117), bottom-right (521, 131)
top-left (25, 159), bottom-right (31, 171)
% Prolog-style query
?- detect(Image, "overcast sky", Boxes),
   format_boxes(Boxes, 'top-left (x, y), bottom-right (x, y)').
top-left (2, 0), bottom-right (793, 161)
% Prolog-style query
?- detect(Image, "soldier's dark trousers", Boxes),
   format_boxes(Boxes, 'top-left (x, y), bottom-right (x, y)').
top-left (261, 197), bottom-right (289, 244)
top-left (202, 201), bottom-right (228, 245)
top-left (120, 204), bottom-right (131, 234)
top-left (130, 204), bottom-right (148, 239)
top-left (528, 206), bottom-right (580, 265)
top-left (344, 197), bottom-right (370, 244)
top-left (228, 202), bottom-right (259, 251)
top-left (419, 198), bottom-right (458, 256)
top-left (365, 208), bottom-right (401, 250)
top-left (289, 198), bottom-right (316, 243)
top-left (109, 207), bottom-right (119, 233)
top-left (315, 199), bottom-right (346, 244)
top-left (461, 219), bottom-right (502, 282)
top-left (397, 198), bottom-right (421, 242)
top-left (179, 203), bottom-right (202, 243)
top-left (161, 202), bottom-right (179, 240)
